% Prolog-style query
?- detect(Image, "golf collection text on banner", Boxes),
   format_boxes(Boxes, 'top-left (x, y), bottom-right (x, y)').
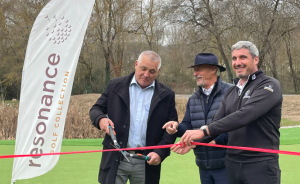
top-left (11, 0), bottom-right (95, 183)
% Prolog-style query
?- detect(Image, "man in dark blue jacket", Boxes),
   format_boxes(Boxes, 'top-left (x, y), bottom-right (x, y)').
top-left (163, 53), bottom-right (232, 184)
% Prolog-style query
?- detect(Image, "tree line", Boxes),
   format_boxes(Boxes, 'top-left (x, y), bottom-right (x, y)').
top-left (1, 0), bottom-right (300, 101)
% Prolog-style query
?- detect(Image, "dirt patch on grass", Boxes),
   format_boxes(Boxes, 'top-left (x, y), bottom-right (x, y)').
top-left (282, 96), bottom-right (300, 122)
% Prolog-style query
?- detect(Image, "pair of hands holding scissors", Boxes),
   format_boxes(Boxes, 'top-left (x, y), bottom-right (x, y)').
top-left (162, 121), bottom-right (214, 154)
top-left (99, 118), bottom-right (161, 165)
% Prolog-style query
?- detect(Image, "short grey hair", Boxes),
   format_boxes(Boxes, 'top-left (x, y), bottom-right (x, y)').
top-left (231, 41), bottom-right (259, 58)
top-left (216, 67), bottom-right (220, 76)
top-left (137, 51), bottom-right (161, 70)
top-left (210, 65), bottom-right (220, 76)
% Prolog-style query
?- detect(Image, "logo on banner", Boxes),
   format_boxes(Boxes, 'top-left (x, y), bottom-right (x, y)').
top-left (45, 15), bottom-right (72, 44)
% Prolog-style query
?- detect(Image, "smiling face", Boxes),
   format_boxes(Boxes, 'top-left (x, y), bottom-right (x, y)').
top-left (134, 55), bottom-right (160, 89)
top-left (193, 64), bottom-right (217, 89)
top-left (232, 48), bottom-right (259, 83)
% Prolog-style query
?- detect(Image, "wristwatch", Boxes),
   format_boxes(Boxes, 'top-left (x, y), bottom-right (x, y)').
top-left (200, 125), bottom-right (208, 136)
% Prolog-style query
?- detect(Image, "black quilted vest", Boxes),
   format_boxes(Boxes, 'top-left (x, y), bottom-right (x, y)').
top-left (190, 77), bottom-right (232, 169)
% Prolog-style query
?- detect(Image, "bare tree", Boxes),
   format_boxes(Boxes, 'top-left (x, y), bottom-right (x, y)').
top-left (0, 0), bottom-right (48, 99)
top-left (92, 0), bottom-right (134, 88)
top-left (230, 0), bottom-right (299, 74)
top-left (137, 0), bottom-right (165, 51)
top-left (163, 0), bottom-right (234, 81)
top-left (2, 0), bottom-right (300, 96)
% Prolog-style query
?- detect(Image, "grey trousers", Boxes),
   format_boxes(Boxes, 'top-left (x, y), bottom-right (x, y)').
top-left (115, 157), bottom-right (146, 184)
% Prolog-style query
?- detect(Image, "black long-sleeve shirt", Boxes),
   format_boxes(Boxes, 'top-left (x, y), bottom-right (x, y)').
top-left (204, 70), bottom-right (282, 163)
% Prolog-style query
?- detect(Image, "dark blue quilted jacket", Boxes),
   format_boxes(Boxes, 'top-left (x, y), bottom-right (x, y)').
top-left (177, 77), bottom-right (233, 169)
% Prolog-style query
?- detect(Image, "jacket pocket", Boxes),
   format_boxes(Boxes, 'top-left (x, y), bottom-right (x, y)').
top-left (100, 137), bottom-right (116, 171)
top-left (102, 137), bottom-right (115, 149)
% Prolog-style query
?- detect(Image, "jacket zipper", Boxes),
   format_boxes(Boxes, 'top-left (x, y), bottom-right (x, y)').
top-left (199, 93), bottom-right (211, 168)
top-left (237, 75), bottom-right (251, 98)
top-left (206, 95), bottom-right (210, 104)
top-left (205, 87), bottom-right (221, 168)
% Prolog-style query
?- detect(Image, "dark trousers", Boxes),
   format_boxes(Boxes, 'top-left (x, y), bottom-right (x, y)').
top-left (199, 168), bottom-right (228, 184)
top-left (225, 159), bottom-right (281, 184)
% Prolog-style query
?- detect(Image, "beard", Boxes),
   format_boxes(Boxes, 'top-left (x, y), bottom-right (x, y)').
top-left (196, 75), bottom-right (206, 87)
top-left (234, 64), bottom-right (251, 80)
top-left (197, 80), bottom-right (205, 87)
top-left (237, 73), bottom-right (249, 80)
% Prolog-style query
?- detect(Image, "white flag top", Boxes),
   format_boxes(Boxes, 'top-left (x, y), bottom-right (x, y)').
top-left (12, 0), bottom-right (95, 182)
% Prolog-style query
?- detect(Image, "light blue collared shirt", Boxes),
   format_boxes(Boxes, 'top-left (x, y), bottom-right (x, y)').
top-left (127, 76), bottom-right (155, 148)
top-left (202, 84), bottom-right (214, 96)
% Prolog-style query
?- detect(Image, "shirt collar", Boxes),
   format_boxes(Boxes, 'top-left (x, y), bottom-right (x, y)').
top-left (130, 76), bottom-right (155, 90)
top-left (236, 76), bottom-right (248, 89)
top-left (236, 75), bottom-right (250, 95)
top-left (233, 69), bottom-right (263, 85)
top-left (202, 84), bottom-right (215, 96)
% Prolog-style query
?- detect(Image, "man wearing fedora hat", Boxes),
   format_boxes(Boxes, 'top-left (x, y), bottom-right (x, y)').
top-left (177, 41), bottom-right (282, 184)
top-left (163, 53), bottom-right (232, 184)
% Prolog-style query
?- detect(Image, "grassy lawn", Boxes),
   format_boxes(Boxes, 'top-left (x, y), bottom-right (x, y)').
top-left (281, 118), bottom-right (300, 127)
top-left (0, 128), bottom-right (300, 184)
top-left (279, 127), bottom-right (300, 145)
top-left (0, 145), bottom-right (101, 184)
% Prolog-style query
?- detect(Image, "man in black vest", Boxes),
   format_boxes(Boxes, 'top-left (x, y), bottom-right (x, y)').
top-left (179, 41), bottom-right (282, 184)
top-left (163, 53), bottom-right (232, 184)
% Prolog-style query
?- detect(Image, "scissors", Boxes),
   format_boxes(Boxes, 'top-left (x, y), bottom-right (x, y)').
top-left (109, 126), bottom-right (151, 162)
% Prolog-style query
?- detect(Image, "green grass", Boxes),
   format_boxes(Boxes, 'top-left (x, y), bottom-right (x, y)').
top-left (0, 140), bottom-right (15, 145)
top-left (281, 118), bottom-right (300, 127)
top-left (0, 138), bottom-right (104, 146)
top-left (1, 128), bottom-right (300, 183)
top-left (280, 127), bottom-right (300, 145)
top-left (1, 144), bottom-right (300, 184)
top-left (278, 144), bottom-right (300, 184)
top-left (60, 138), bottom-right (104, 146)
top-left (0, 145), bottom-right (101, 184)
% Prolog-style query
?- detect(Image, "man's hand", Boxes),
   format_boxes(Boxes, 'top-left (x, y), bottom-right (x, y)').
top-left (171, 141), bottom-right (195, 155)
top-left (180, 129), bottom-right (204, 146)
top-left (209, 140), bottom-right (216, 144)
top-left (162, 121), bottom-right (179, 134)
top-left (147, 152), bottom-right (161, 165)
top-left (99, 118), bottom-right (114, 135)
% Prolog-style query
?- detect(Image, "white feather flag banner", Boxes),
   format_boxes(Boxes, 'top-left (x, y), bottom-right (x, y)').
top-left (12, 0), bottom-right (95, 182)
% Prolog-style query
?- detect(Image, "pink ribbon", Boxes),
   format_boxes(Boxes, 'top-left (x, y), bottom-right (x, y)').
top-left (1, 142), bottom-right (300, 159)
